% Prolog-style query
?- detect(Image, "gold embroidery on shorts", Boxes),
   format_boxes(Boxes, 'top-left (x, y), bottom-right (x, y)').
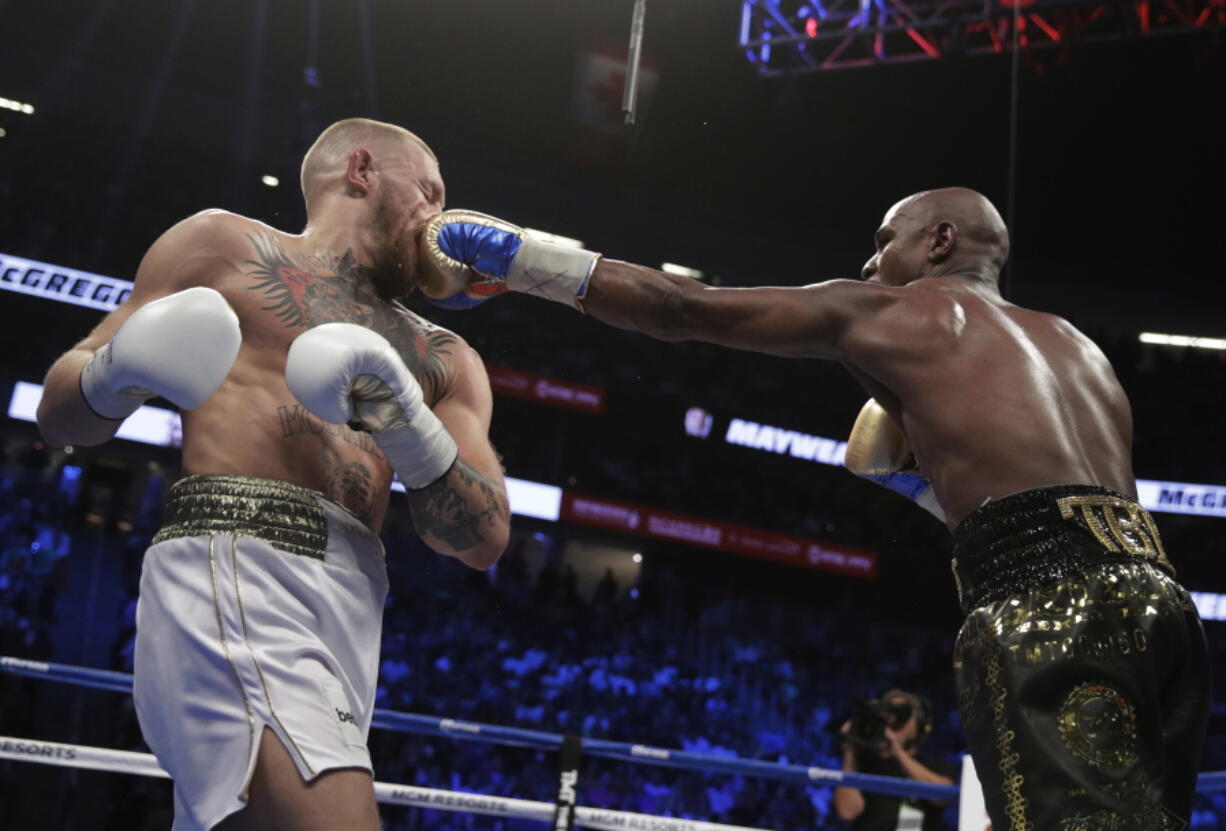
top-left (155, 474), bottom-right (329, 560)
top-left (229, 535), bottom-right (316, 777)
top-left (1056, 682), bottom-right (1139, 774)
top-left (1056, 496), bottom-right (1173, 573)
top-left (984, 642), bottom-right (1032, 830)
top-left (209, 536), bottom-right (256, 767)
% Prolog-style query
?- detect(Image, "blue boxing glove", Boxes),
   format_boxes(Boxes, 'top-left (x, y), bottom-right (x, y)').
top-left (418, 210), bottom-right (601, 311)
top-left (843, 399), bottom-right (946, 522)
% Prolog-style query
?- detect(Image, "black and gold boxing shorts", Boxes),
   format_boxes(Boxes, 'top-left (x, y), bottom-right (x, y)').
top-left (951, 485), bottom-right (1210, 831)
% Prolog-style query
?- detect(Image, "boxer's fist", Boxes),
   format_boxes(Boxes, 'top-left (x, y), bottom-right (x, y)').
top-left (845, 399), bottom-right (945, 522)
top-left (420, 210), bottom-right (600, 310)
top-left (285, 323), bottom-right (457, 489)
top-left (80, 287), bottom-right (241, 419)
top-left (418, 211), bottom-right (523, 309)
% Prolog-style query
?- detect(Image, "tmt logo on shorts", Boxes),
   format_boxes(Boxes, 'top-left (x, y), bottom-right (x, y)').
top-left (335, 708), bottom-right (356, 725)
top-left (1056, 494), bottom-right (1173, 572)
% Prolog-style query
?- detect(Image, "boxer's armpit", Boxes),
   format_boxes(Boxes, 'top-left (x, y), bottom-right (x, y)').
top-left (406, 458), bottom-right (507, 555)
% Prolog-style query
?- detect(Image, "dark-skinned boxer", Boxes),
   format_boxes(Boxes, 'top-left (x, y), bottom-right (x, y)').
top-left (416, 190), bottom-right (1210, 831)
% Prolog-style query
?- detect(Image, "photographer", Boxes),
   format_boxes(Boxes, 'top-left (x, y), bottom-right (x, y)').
top-left (834, 690), bottom-right (957, 830)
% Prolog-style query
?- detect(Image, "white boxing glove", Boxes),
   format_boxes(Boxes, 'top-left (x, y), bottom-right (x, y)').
top-left (285, 323), bottom-right (458, 489)
top-left (80, 286), bottom-right (242, 419)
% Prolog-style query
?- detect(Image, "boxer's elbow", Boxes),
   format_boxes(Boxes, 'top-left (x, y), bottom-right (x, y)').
top-left (36, 400), bottom-right (110, 448)
top-left (460, 527), bottom-right (509, 571)
top-left (35, 403), bottom-right (68, 447)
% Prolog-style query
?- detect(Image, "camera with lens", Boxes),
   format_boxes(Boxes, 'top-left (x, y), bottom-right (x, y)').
top-left (843, 695), bottom-right (917, 755)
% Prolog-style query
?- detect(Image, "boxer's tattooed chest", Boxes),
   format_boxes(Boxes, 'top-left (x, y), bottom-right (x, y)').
top-left (244, 232), bottom-right (455, 397)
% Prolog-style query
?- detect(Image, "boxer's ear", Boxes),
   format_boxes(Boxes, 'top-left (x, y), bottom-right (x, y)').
top-left (346, 148), bottom-right (375, 196)
top-left (928, 220), bottom-right (957, 263)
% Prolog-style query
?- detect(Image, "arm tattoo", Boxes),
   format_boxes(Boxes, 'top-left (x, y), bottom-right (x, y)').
top-left (407, 459), bottom-right (506, 552)
top-left (321, 444), bottom-right (375, 521)
top-left (245, 231), bottom-right (457, 396)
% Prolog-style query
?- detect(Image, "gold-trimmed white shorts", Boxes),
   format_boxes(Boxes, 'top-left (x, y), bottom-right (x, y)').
top-left (133, 474), bottom-right (388, 831)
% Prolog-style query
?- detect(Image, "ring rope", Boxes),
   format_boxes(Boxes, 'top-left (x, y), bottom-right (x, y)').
top-left (0, 735), bottom-right (767, 831)
top-left (0, 656), bottom-right (954, 801)
top-left (7, 657), bottom-right (1224, 797)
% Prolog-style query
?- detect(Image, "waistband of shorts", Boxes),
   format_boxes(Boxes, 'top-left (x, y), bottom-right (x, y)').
top-left (152, 474), bottom-right (383, 563)
top-left (951, 484), bottom-right (1174, 613)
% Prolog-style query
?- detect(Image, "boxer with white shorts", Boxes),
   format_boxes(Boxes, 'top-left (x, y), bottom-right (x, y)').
top-left (37, 118), bottom-right (511, 830)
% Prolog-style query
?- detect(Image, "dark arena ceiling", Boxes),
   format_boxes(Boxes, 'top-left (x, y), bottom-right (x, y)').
top-left (0, 0), bottom-right (1223, 336)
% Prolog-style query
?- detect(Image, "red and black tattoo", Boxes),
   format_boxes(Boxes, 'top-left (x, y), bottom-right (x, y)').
top-left (245, 231), bottom-right (455, 396)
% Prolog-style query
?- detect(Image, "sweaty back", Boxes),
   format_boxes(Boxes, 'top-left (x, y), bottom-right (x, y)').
top-left (860, 286), bottom-right (1135, 527)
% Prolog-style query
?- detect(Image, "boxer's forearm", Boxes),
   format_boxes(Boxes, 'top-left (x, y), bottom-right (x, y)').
top-left (406, 458), bottom-right (509, 569)
top-left (584, 260), bottom-right (707, 341)
top-left (36, 349), bottom-right (125, 447)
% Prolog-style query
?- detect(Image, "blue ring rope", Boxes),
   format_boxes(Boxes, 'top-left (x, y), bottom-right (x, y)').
top-left (5, 657), bottom-right (1223, 797)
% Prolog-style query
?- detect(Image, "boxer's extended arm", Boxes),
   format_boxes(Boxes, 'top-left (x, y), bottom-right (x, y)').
top-left (584, 260), bottom-right (944, 361)
top-left (416, 211), bottom-right (955, 362)
top-left (37, 211), bottom-right (238, 447)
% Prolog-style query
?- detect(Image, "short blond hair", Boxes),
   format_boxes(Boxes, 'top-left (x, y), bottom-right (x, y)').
top-left (300, 117), bottom-right (436, 209)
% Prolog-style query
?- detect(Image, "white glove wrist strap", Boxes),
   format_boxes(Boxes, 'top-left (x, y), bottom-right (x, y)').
top-left (79, 343), bottom-right (150, 420)
top-left (372, 408), bottom-right (459, 490)
top-left (506, 238), bottom-right (600, 310)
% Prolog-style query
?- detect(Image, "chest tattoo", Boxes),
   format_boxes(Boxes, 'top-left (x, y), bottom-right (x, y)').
top-left (244, 231), bottom-right (456, 396)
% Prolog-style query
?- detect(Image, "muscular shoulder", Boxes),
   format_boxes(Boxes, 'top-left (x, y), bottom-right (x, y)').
top-left (137, 209), bottom-right (268, 291)
top-left (1028, 309), bottom-right (1112, 365)
top-left (388, 303), bottom-right (481, 404)
top-left (829, 279), bottom-right (966, 357)
top-left (156, 209), bottom-right (263, 254)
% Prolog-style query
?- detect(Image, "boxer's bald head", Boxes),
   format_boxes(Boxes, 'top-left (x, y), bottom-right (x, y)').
top-left (862, 187), bottom-right (1010, 288)
top-left (300, 118), bottom-right (438, 214)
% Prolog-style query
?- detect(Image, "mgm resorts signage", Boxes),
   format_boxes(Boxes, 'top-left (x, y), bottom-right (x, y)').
top-left (0, 252), bottom-right (133, 312)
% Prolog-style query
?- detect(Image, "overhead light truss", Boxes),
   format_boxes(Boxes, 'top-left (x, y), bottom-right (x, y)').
top-left (740, 0), bottom-right (1226, 75)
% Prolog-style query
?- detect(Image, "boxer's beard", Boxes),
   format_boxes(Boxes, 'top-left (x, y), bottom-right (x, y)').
top-left (367, 191), bottom-right (414, 300)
